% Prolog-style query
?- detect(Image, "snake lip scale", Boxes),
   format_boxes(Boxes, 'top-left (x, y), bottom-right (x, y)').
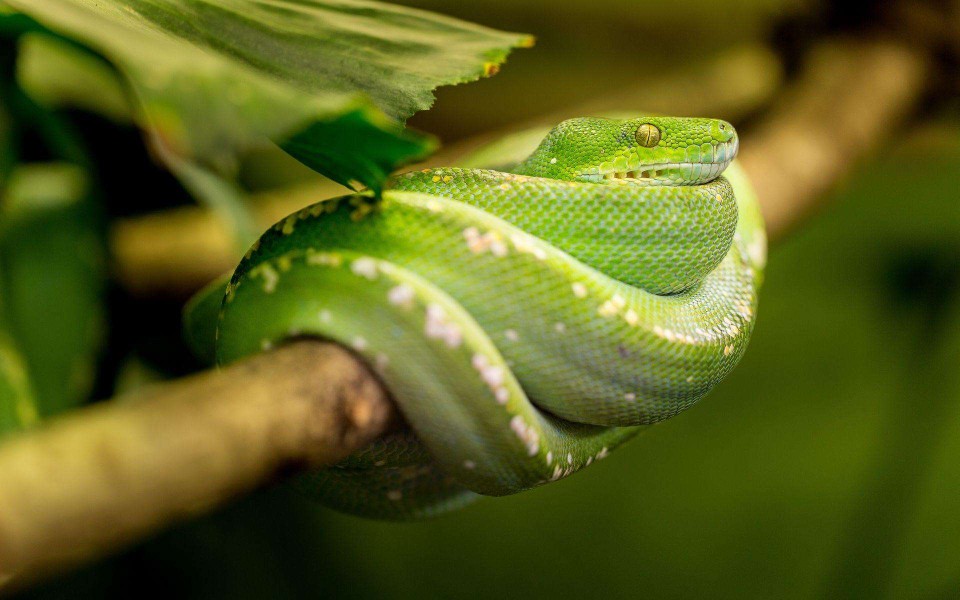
top-left (198, 116), bottom-right (766, 519)
top-left (581, 138), bottom-right (739, 186)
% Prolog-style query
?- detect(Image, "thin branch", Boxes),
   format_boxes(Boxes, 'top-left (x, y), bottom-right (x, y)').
top-left (0, 31), bottom-right (937, 590)
top-left (739, 36), bottom-right (930, 241)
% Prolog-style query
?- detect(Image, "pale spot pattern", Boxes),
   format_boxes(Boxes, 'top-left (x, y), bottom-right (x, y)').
top-left (472, 353), bottom-right (510, 405)
top-left (387, 284), bottom-right (415, 310)
top-left (351, 257), bottom-right (379, 280)
top-left (251, 264), bottom-right (279, 293)
top-left (424, 304), bottom-right (463, 348)
top-left (598, 294), bottom-right (627, 318)
top-left (510, 233), bottom-right (547, 260)
top-left (306, 250), bottom-right (342, 267)
top-left (463, 227), bottom-right (508, 257)
top-left (509, 415), bottom-right (540, 457)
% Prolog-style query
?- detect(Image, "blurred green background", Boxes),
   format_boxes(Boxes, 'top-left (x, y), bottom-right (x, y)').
top-left (5, 0), bottom-right (960, 597)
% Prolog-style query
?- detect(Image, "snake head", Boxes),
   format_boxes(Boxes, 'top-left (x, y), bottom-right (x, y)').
top-left (515, 116), bottom-right (738, 186)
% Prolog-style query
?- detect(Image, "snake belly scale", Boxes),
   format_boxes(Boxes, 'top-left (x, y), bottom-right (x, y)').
top-left (208, 116), bottom-right (766, 519)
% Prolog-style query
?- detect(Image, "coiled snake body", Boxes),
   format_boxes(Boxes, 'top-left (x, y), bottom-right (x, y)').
top-left (205, 116), bottom-right (766, 519)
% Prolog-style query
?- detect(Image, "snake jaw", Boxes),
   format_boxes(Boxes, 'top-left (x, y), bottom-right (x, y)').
top-left (582, 138), bottom-right (738, 186)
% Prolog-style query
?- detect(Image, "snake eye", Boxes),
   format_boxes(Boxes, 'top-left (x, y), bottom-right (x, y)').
top-left (635, 123), bottom-right (661, 147)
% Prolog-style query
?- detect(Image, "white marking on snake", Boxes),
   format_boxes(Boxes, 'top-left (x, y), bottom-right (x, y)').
top-left (554, 322), bottom-right (566, 333)
top-left (571, 282), bottom-right (587, 298)
top-left (387, 284), bottom-right (415, 310)
top-left (424, 304), bottom-right (463, 348)
top-left (748, 237), bottom-right (766, 268)
top-left (352, 337), bottom-right (368, 351)
top-left (510, 233), bottom-right (546, 259)
top-left (306, 250), bottom-right (342, 267)
top-left (464, 227), bottom-right (507, 256)
top-left (504, 329), bottom-right (519, 341)
top-left (472, 354), bottom-right (510, 404)
top-left (252, 264), bottom-right (279, 293)
top-left (319, 309), bottom-right (332, 323)
top-left (351, 257), bottom-right (378, 280)
top-left (509, 415), bottom-right (540, 457)
top-left (489, 237), bottom-right (508, 257)
top-left (598, 300), bottom-right (619, 317)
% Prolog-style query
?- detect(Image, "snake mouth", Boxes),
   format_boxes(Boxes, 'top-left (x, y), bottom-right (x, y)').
top-left (582, 138), bottom-right (738, 186)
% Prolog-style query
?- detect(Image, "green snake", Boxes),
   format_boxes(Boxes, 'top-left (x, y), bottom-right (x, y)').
top-left (190, 116), bottom-right (766, 519)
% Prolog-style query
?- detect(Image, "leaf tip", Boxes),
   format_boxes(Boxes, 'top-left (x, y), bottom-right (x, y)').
top-left (518, 35), bottom-right (536, 48)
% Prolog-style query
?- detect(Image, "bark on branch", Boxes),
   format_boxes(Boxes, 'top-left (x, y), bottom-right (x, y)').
top-left (739, 37), bottom-right (929, 240)
top-left (0, 341), bottom-right (398, 590)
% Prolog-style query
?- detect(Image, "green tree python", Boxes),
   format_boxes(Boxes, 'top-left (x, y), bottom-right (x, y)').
top-left (187, 116), bottom-right (766, 519)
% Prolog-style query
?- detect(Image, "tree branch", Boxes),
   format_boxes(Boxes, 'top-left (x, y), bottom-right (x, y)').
top-left (739, 36), bottom-right (930, 241)
top-left (0, 341), bottom-right (398, 590)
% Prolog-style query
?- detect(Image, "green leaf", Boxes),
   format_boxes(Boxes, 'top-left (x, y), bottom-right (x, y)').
top-left (2, 0), bottom-right (532, 192)
top-left (16, 33), bottom-right (131, 124)
top-left (0, 162), bottom-right (106, 416)
top-left (0, 331), bottom-right (38, 434)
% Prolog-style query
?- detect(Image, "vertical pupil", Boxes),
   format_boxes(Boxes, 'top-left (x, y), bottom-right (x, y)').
top-left (636, 124), bottom-right (659, 147)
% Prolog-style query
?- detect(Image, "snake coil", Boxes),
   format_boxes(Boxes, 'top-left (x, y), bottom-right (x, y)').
top-left (200, 116), bottom-right (766, 519)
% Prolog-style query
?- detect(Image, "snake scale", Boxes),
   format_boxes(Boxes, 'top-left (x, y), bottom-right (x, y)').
top-left (192, 116), bottom-right (766, 519)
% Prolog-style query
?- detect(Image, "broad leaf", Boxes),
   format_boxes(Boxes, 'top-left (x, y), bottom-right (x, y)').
top-left (0, 163), bottom-right (106, 416)
top-left (0, 331), bottom-right (37, 434)
top-left (2, 0), bottom-right (532, 192)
